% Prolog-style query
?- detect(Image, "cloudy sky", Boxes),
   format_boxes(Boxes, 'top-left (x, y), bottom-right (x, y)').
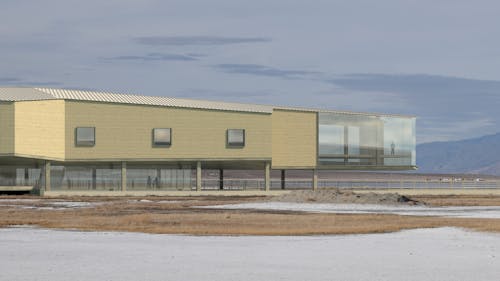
top-left (2, 0), bottom-right (500, 143)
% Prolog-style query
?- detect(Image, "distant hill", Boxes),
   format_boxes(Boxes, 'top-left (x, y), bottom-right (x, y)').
top-left (417, 133), bottom-right (500, 175)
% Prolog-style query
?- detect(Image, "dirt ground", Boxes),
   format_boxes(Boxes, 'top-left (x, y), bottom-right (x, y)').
top-left (270, 189), bottom-right (421, 205)
top-left (2, 193), bottom-right (500, 235)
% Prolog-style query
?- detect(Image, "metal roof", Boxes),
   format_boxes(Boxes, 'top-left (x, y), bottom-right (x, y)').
top-left (0, 87), bottom-right (273, 113)
top-left (0, 87), bottom-right (414, 117)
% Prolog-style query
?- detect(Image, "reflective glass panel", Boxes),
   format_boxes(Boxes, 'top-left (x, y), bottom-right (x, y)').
top-left (127, 164), bottom-right (193, 190)
top-left (227, 129), bottom-right (245, 146)
top-left (50, 163), bottom-right (122, 191)
top-left (318, 112), bottom-right (416, 167)
top-left (76, 127), bottom-right (95, 146)
top-left (153, 128), bottom-right (172, 145)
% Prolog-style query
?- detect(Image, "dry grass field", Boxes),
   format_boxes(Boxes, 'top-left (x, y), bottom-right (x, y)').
top-left (2, 194), bottom-right (500, 235)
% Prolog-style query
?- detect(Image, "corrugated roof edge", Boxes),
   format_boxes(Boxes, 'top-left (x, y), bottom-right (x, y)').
top-left (0, 87), bottom-right (415, 118)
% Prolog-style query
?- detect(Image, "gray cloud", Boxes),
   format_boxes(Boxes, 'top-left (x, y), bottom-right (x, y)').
top-left (327, 73), bottom-right (500, 143)
top-left (213, 64), bottom-right (320, 79)
top-left (179, 88), bottom-right (270, 99)
top-left (328, 74), bottom-right (500, 97)
top-left (0, 77), bottom-right (21, 83)
top-left (327, 73), bottom-right (500, 114)
top-left (14, 81), bottom-right (62, 86)
top-left (0, 77), bottom-right (61, 86)
top-left (2, 0), bottom-right (500, 144)
top-left (134, 36), bottom-right (271, 46)
top-left (105, 53), bottom-right (199, 62)
top-left (185, 53), bottom-right (207, 58)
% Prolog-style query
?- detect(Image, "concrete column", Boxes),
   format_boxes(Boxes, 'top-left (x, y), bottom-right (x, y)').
top-left (281, 169), bottom-right (286, 190)
top-left (312, 169), bottom-right (318, 191)
top-left (219, 169), bottom-right (224, 190)
top-left (44, 161), bottom-right (51, 191)
top-left (196, 161), bottom-right (202, 191)
top-left (121, 162), bottom-right (127, 191)
top-left (265, 162), bottom-right (271, 191)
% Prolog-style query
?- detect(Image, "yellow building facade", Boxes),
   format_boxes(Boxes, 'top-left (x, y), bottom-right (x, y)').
top-left (0, 87), bottom-right (416, 194)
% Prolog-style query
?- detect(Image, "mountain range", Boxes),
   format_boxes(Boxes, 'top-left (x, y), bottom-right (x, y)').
top-left (417, 133), bottom-right (500, 175)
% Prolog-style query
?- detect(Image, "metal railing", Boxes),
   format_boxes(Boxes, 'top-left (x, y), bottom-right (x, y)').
top-left (318, 180), bottom-right (500, 189)
top-left (203, 179), bottom-right (500, 190)
top-left (201, 179), bottom-right (265, 190)
top-left (10, 177), bottom-right (500, 192)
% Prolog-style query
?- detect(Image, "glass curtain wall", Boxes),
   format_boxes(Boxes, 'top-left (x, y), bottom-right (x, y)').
top-left (127, 164), bottom-right (193, 191)
top-left (46, 163), bottom-right (195, 191)
top-left (0, 166), bottom-right (42, 187)
top-left (50, 163), bottom-right (122, 191)
top-left (318, 112), bottom-right (416, 167)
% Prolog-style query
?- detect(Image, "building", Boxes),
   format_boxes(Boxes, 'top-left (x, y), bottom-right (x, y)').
top-left (0, 87), bottom-right (416, 195)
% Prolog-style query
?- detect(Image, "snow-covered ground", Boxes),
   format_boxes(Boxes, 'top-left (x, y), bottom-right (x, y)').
top-left (0, 199), bottom-right (102, 209)
top-left (0, 227), bottom-right (499, 281)
top-left (204, 202), bottom-right (500, 218)
top-left (0, 199), bottom-right (182, 210)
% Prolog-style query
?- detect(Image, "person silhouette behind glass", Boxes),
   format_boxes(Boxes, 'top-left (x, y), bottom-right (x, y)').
top-left (391, 141), bottom-right (396, 155)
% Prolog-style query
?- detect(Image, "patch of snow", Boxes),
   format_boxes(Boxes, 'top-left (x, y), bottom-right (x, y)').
top-left (203, 202), bottom-right (500, 219)
top-left (127, 199), bottom-right (181, 204)
top-left (0, 200), bottom-right (102, 210)
top-left (0, 199), bottom-right (41, 202)
top-left (49, 201), bottom-right (100, 208)
top-left (0, 227), bottom-right (499, 281)
top-left (156, 200), bottom-right (182, 204)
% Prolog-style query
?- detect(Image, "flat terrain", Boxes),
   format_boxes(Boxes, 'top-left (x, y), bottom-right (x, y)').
top-left (2, 193), bottom-right (500, 235)
top-left (1, 227), bottom-right (499, 281)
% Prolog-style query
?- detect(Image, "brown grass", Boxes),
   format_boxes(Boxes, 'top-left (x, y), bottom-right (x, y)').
top-left (1, 194), bottom-right (500, 235)
top-left (412, 194), bottom-right (500, 206)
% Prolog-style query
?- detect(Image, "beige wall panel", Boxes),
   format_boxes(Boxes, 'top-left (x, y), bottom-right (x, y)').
top-left (14, 100), bottom-right (65, 159)
top-left (0, 102), bottom-right (15, 154)
top-left (272, 109), bottom-right (317, 168)
top-left (65, 101), bottom-right (272, 160)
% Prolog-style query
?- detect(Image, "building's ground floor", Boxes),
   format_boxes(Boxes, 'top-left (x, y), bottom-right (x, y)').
top-left (0, 157), bottom-right (325, 194)
top-left (0, 156), bottom-right (422, 195)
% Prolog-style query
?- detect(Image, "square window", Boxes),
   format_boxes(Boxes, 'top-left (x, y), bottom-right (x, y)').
top-left (76, 127), bottom-right (95, 146)
top-left (227, 129), bottom-right (245, 147)
top-left (153, 128), bottom-right (172, 146)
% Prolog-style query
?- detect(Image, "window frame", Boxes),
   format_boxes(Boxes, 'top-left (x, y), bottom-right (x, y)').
top-left (75, 127), bottom-right (96, 147)
top-left (226, 129), bottom-right (245, 147)
top-left (152, 128), bottom-right (172, 146)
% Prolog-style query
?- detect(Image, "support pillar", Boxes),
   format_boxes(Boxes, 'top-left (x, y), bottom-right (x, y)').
top-left (280, 169), bottom-right (285, 190)
top-left (219, 169), bottom-right (224, 190)
top-left (196, 161), bottom-right (202, 191)
top-left (265, 162), bottom-right (271, 191)
top-left (121, 162), bottom-right (127, 191)
top-left (44, 161), bottom-right (51, 191)
top-left (344, 126), bottom-right (349, 164)
top-left (24, 168), bottom-right (29, 186)
top-left (312, 169), bottom-right (318, 191)
top-left (156, 168), bottom-right (161, 188)
top-left (92, 168), bottom-right (97, 190)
